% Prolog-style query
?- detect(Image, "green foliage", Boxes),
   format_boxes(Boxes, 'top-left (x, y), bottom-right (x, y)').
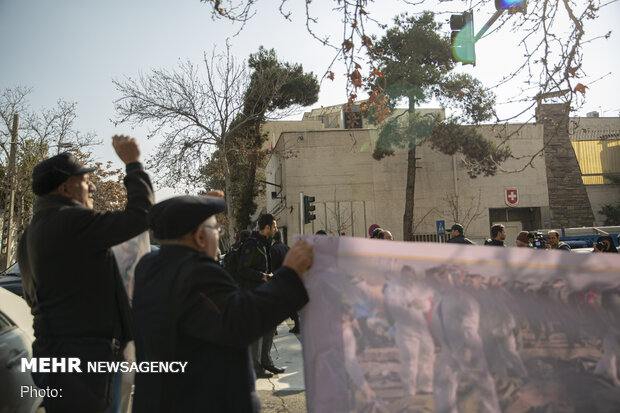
top-left (371, 11), bottom-right (505, 168)
top-left (246, 47), bottom-right (320, 113)
top-left (428, 119), bottom-right (511, 177)
top-left (204, 47), bottom-right (319, 230)
top-left (369, 11), bottom-right (507, 240)
top-left (373, 112), bottom-right (435, 160)
top-left (434, 73), bottom-right (496, 124)
top-left (372, 12), bottom-right (453, 106)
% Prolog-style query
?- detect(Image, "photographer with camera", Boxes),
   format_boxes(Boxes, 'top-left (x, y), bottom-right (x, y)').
top-left (516, 231), bottom-right (530, 247)
top-left (593, 235), bottom-right (618, 253)
top-left (547, 230), bottom-right (571, 251)
top-left (526, 231), bottom-right (549, 249)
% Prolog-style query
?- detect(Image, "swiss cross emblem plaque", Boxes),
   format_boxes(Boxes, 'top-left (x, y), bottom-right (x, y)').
top-left (505, 187), bottom-right (519, 207)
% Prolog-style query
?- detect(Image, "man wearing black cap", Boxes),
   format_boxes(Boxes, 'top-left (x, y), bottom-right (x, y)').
top-left (18, 135), bottom-right (153, 413)
top-left (131, 195), bottom-right (313, 413)
top-left (447, 223), bottom-right (474, 244)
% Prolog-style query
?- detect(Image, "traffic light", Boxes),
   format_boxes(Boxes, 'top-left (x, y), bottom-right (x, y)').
top-left (303, 195), bottom-right (316, 224)
top-left (450, 11), bottom-right (475, 66)
top-left (495, 0), bottom-right (527, 13)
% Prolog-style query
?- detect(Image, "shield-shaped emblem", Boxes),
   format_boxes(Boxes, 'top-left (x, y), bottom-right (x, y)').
top-left (505, 187), bottom-right (519, 207)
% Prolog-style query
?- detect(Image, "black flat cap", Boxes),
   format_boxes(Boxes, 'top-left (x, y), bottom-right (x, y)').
top-left (149, 195), bottom-right (226, 240)
top-left (32, 152), bottom-right (96, 195)
top-left (450, 223), bottom-right (464, 233)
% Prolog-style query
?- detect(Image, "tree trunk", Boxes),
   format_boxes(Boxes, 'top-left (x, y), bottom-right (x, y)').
top-left (237, 121), bottom-right (265, 229)
top-left (222, 150), bottom-right (236, 238)
top-left (402, 98), bottom-right (417, 241)
top-left (239, 152), bottom-right (258, 229)
top-left (403, 146), bottom-right (417, 241)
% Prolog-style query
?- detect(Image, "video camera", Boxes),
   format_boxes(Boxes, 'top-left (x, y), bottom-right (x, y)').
top-left (528, 231), bottom-right (548, 249)
top-left (595, 241), bottom-right (607, 252)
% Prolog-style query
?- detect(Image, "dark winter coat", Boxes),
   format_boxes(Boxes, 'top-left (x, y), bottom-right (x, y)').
top-left (237, 231), bottom-right (271, 290)
top-left (131, 245), bottom-right (308, 413)
top-left (484, 239), bottom-right (505, 247)
top-left (447, 234), bottom-right (475, 245)
top-left (270, 240), bottom-right (290, 271)
top-left (18, 162), bottom-right (153, 343)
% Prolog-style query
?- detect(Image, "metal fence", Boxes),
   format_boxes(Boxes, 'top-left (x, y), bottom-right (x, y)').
top-left (411, 234), bottom-right (451, 243)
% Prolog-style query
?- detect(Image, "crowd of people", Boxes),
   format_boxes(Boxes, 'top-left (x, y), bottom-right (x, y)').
top-left (17, 138), bottom-right (313, 413)
top-left (370, 221), bottom-right (619, 253)
top-left (342, 262), bottom-right (620, 412)
top-left (14, 137), bottom-right (619, 413)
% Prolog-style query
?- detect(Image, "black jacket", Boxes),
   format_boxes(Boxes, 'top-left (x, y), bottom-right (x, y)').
top-left (485, 239), bottom-right (505, 247)
top-left (131, 245), bottom-right (308, 413)
top-left (270, 240), bottom-right (290, 271)
top-left (237, 231), bottom-right (271, 290)
top-left (447, 234), bottom-right (475, 245)
top-left (18, 162), bottom-right (153, 343)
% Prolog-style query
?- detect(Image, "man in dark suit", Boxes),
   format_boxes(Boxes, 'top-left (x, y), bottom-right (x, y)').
top-left (131, 196), bottom-right (313, 412)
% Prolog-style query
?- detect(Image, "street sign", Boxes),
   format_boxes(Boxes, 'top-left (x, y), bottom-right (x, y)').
top-left (369, 224), bottom-right (380, 237)
top-left (505, 187), bottom-right (519, 207)
top-left (436, 220), bottom-right (446, 236)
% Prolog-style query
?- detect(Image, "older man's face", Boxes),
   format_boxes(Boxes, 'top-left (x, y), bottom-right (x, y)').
top-left (62, 174), bottom-right (96, 209)
top-left (548, 232), bottom-right (559, 248)
top-left (199, 216), bottom-right (220, 260)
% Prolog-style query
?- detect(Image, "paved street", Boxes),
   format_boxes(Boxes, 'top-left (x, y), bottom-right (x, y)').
top-left (257, 320), bottom-right (307, 413)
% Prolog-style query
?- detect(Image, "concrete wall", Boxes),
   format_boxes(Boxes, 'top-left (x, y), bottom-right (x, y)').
top-left (261, 120), bottom-right (327, 151)
top-left (264, 120), bottom-right (550, 243)
top-left (569, 117), bottom-right (620, 140)
top-left (261, 107), bottom-right (619, 244)
top-left (586, 184), bottom-right (620, 225)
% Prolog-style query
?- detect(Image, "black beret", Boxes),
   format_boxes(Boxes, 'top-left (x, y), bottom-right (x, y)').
top-left (32, 152), bottom-right (96, 196)
top-left (148, 195), bottom-right (226, 240)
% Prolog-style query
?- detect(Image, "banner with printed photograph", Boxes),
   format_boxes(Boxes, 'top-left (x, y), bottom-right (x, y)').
top-left (297, 236), bottom-right (620, 413)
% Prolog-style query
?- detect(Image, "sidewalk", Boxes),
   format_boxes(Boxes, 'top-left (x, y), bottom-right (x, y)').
top-left (257, 320), bottom-right (307, 413)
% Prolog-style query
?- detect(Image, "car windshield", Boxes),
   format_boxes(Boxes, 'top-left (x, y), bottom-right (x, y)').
top-left (1, 262), bottom-right (20, 276)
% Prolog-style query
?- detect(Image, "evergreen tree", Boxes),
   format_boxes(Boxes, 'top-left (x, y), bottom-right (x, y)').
top-left (369, 12), bottom-right (510, 240)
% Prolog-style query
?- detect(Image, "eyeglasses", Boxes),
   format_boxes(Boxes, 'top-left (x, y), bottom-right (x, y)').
top-left (202, 225), bottom-right (224, 235)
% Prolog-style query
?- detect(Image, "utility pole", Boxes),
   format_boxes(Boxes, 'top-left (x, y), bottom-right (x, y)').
top-left (1, 114), bottom-right (18, 269)
top-left (299, 192), bottom-right (304, 235)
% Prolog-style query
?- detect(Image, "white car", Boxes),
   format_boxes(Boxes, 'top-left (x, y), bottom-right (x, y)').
top-left (0, 287), bottom-right (42, 412)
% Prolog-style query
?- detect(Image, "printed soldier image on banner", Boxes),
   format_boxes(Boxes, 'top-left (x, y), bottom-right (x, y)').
top-left (297, 235), bottom-right (620, 413)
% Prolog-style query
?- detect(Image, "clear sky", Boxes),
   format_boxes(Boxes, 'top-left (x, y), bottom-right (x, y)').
top-left (1, 0), bottom-right (619, 199)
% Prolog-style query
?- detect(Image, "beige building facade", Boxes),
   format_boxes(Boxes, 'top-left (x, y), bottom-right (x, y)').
top-left (260, 104), bottom-right (620, 246)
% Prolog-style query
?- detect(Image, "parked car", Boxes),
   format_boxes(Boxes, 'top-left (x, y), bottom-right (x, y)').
top-left (0, 287), bottom-right (42, 412)
top-left (572, 247), bottom-right (594, 253)
top-left (0, 262), bottom-right (23, 297)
